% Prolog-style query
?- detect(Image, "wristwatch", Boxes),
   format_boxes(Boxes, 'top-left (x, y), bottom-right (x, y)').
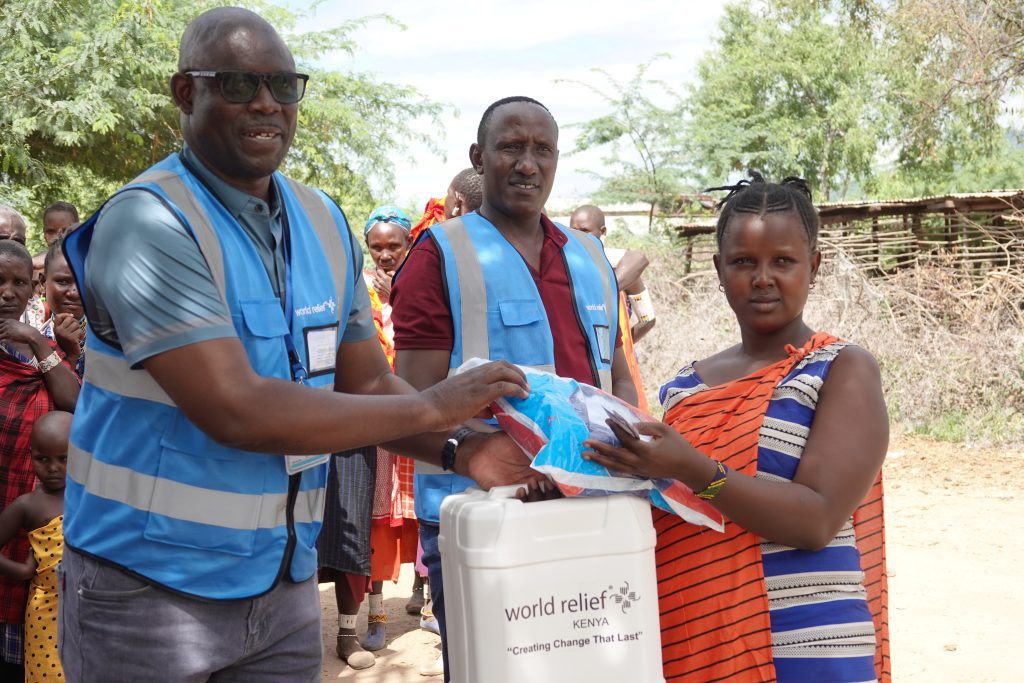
top-left (442, 427), bottom-right (475, 472)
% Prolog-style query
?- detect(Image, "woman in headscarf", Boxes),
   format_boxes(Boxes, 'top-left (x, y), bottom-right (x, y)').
top-left (0, 240), bottom-right (79, 678)
top-left (360, 206), bottom-right (425, 649)
top-left (316, 206), bottom-right (420, 670)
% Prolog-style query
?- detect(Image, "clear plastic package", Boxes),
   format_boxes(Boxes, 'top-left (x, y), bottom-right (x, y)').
top-left (456, 359), bottom-right (724, 531)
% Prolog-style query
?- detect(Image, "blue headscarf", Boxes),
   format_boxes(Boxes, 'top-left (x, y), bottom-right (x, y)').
top-left (363, 205), bottom-right (412, 236)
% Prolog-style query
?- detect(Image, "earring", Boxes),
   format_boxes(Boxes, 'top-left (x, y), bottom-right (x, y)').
top-left (718, 283), bottom-right (725, 292)
top-left (809, 281), bottom-right (816, 290)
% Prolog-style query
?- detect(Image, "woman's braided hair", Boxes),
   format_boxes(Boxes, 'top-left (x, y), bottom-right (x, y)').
top-left (707, 170), bottom-right (820, 251)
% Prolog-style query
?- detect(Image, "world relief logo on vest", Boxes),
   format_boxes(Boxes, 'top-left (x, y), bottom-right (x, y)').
top-left (294, 297), bottom-right (336, 317)
top-left (502, 581), bottom-right (648, 658)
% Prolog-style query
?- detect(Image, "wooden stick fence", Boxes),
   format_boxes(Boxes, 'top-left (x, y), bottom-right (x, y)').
top-left (668, 190), bottom-right (1024, 279)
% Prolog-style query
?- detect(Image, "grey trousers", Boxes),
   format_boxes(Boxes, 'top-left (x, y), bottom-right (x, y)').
top-left (58, 548), bottom-right (322, 682)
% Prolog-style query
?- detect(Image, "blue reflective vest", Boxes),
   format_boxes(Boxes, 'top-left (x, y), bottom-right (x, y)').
top-left (62, 153), bottom-right (356, 599)
top-left (410, 212), bottom-right (618, 522)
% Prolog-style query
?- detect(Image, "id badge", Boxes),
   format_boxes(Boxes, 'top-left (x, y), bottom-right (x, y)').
top-left (285, 453), bottom-right (330, 475)
top-left (593, 324), bottom-right (612, 363)
top-left (304, 323), bottom-right (339, 377)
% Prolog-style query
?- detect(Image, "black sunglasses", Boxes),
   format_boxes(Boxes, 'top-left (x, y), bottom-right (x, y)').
top-left (185, 70), bottom-right (309, 105)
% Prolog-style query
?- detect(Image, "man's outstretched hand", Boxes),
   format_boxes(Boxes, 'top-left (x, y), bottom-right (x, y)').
top-left (456, 431), bottom-right (559, 502)
top-left (419, 360), bottom-right (529, 432)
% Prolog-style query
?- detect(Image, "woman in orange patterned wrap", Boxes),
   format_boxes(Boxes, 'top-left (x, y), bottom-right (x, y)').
top-left (585, 173), bottom-right (890, 683)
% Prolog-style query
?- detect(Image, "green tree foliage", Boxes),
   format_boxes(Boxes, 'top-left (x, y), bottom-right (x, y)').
top-left (0, 0), bottom-right (443, 239)
top-left (685, 0), bottom-right (1024, 200)
top-left (568, 1), bottom-right (1023, 207)
top-left (871, 0), bottom-right (1024, 194)
top-left (563, 57), bottom-right (687, 228)
top-left (684, 2), bottom-right (889, 199)
top-left (0, 0), bottom-right (179, 229)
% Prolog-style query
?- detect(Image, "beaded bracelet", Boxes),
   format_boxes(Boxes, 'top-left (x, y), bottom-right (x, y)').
top-left (38, 352), bottom-right (63, 375)
top-left (695, 460), bottom-right (729, 500)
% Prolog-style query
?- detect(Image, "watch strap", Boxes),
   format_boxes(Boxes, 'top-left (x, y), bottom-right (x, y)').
top-left (442, 427), bottom-right (475, 472)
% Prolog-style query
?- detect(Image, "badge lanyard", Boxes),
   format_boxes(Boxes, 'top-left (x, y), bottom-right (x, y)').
top-left (178, 153), bottom-right (327, 473)
top-left (279, 210), bottom-right (308, 384)
top-left (279, 199), bottom-right (329, 474)
top-left (182, 151), bottom-right (308, 382)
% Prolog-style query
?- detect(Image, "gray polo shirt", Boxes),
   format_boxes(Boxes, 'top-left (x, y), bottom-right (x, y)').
top-left (85, 148), bottom-right (374, 368)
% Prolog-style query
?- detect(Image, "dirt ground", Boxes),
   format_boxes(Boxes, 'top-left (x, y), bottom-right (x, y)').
top-left (320, 434), bottom-right (1024, 682)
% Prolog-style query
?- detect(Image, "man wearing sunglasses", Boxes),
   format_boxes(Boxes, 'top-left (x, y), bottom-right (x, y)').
top-left (58, 7), bottom-right (541, 682)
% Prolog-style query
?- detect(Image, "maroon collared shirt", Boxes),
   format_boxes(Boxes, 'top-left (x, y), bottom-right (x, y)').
top-left (391, 214), bottom-right (620, 386)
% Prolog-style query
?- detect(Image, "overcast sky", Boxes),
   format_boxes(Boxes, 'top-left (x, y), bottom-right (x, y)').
top-left (297, 0), bottom-right (728, 209)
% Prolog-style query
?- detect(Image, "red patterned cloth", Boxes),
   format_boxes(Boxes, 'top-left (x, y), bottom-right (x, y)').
top-left (656, 334), bottom-right (889, 682)
top-left (370, 447), bottom-right (417, 525)
top-left (396, 456), bottom-right (415, 520)
top-left (0, 345), bottom-right (57, 624)
top-left (371, 447), bottom-right (395, 522)
top-left (363, 274), bottom-right (417, 526)
top-left (363, 270), bottom-right (417, 581)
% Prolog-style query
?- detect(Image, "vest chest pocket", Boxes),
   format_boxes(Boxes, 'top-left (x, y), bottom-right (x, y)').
top-left (236, 298), bottom-right (290, 378)
top-left (489, 299), bottom-right (551, 365)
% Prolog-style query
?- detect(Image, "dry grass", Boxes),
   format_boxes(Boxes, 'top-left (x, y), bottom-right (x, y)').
top-left (622, 238), bottom-right (1024, 446)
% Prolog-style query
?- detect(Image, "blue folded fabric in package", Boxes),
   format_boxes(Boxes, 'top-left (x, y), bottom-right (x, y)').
top-left (456, 359), bottom-right (724, 531)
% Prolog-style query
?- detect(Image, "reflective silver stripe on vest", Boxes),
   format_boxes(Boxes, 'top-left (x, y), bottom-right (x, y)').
top-left (68, 444), bottom-right (325, 528)
top-left (437, 218), bottom-right (490, 362)
top-left (283, 179), bottom-right (349, 327)
top-left (83, 351), bottom-right (174, 406)
top-left (135, 172), bottom-right (351, 329)
top-left (564, 230), bottom-right (617, 393)
top-left (133, 169), bottom-right (230, 310)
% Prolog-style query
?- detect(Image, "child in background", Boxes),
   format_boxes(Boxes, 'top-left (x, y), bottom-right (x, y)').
top-left (0, 410), bottom-right (71, 682)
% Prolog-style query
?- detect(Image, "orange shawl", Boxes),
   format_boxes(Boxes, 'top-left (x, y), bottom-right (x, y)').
top-left (619, 292), bottom-right (650, 413)
top-left (654, 333), bottom-right (890, 682)
top-left (409, 196), bottom-right (446, 244)
top-left (364, 275), bottom-right (395, 369)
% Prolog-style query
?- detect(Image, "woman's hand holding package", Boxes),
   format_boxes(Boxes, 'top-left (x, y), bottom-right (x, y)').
top-left (584, 420), bottom-right (718, 492)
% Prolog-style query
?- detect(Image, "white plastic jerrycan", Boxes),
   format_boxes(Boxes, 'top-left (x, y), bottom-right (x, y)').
top-left (439, 486), bottom-right (665, 683)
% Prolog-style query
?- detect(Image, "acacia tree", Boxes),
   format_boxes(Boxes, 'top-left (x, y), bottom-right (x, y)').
top-left (869, 0), bottom-right (1024, 195)
top-left (0, 0), bottom-right (443, 240)
top-left (0, 0), bottom-right (179, 244)
top-left (563, 57), bottom-right (687, 229)
top-left (683, 1), bottom-right (887, 200)
top-left (683, 0), bottom-right (1024, 200)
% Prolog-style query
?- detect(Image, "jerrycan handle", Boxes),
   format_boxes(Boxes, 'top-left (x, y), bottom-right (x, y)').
top-left (486, 484), bottom-right (528, 500)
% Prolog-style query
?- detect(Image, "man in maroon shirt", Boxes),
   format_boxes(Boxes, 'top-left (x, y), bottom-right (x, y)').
top-left (391, 95), bottom-right (637, 680)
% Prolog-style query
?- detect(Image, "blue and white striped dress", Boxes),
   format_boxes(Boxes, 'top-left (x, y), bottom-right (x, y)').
top-left (661, 341), bottom-right (880, 682)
